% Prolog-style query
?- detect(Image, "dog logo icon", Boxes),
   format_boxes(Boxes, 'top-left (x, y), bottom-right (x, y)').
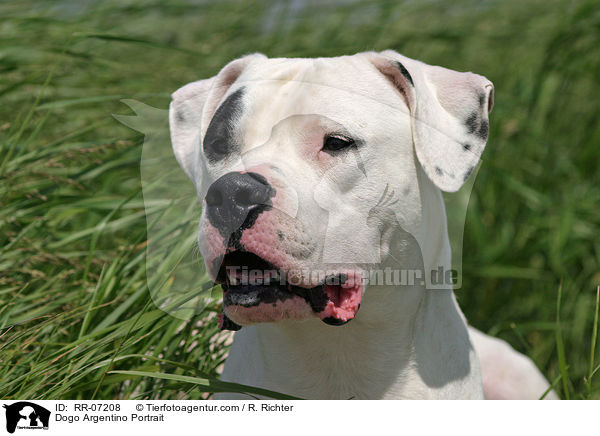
top-left (2, 402), bottom-right (50, 434)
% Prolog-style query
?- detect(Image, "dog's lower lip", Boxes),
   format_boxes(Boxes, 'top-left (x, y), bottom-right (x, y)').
top-left (220, 273), bottom-right (361, 327)
top-left (217, 252), bottom-right (361, 327)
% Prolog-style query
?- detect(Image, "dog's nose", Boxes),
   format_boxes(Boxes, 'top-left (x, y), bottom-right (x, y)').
top-left (205, 171), bottom-right (274, 237)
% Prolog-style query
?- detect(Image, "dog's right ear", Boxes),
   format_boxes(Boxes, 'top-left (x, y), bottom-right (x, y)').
top-left (169, 53), bottom-right (266, 183)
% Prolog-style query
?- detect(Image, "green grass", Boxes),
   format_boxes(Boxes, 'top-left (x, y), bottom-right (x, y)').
top-left (1, 0), bottom-right (599, 399)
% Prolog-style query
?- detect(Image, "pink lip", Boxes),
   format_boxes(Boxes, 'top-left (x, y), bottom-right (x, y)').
top-left (318, 274), bottom-right (363, 322)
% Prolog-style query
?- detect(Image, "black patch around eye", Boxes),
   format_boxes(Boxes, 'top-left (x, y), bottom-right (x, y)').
top-left (463, 143), bottom-right (472, 151)
top-left (203, 87), bottom-right (246, 163)
top-left (394, 61), bottom-right (414, 86)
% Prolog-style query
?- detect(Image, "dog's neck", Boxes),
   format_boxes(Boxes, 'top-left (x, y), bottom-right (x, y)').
top-left (220, 172), bottom-right (483, 399)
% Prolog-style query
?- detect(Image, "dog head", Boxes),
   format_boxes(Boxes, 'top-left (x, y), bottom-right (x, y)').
top-left (169, 51), bottom-right (493, 328)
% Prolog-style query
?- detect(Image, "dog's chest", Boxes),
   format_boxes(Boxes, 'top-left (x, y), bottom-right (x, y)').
top-left (222, 322), bottom-right (420, 399)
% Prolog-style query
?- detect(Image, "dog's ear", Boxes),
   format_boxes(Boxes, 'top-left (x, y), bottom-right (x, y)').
top-left (169, 53), bottom-right (266, 183)
top-left (368, 50), bottom-right (494, 192)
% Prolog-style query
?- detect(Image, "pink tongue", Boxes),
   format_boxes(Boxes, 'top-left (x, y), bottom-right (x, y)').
top-left (319, 282), bottom-right (362, 322)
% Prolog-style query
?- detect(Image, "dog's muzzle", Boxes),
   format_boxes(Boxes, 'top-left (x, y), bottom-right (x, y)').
top-left (203, 171), bottom-right (363, 331)
top-left (216, 251), bottom-right (363, 330)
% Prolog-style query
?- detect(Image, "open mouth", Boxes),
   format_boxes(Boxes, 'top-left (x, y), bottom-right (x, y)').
top-left (216, 251), bottom-right (362, 330)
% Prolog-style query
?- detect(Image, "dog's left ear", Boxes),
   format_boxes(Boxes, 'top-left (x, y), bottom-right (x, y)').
top-left (368, 50), bottom-right (494, 192)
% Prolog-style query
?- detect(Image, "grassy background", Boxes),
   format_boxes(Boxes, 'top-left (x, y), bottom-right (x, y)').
top-left (1, 0), bottom-right (599, 399)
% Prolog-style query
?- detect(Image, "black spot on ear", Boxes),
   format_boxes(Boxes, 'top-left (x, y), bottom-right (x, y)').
top-left (479, 92), bottom-right (485, 108)
top-left (435, 166), bottom-right (443, 176)
top-left (203, 87), bottom-right (246, 163)
top-left (477, 120), bottom-right (489, 140)
top-left (277, 231), bottom-right (284, 241)
top-left (465, 112), bottom-right (478, 134)
top-left (463, 143), bottom-right (472, 151)
top-left (394, 61), bottom-right (414, 86)
top-left (176, 109), bottom-right (185, 122)
top-left (463, 166), bottom-right (475, 182)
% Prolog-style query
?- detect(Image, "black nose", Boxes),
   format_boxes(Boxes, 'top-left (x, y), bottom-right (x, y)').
top-left (205, 171), bottom-right (274, 239)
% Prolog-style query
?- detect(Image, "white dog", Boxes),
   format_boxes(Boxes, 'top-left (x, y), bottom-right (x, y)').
top-left (169, 50), bottom-right (556, 399)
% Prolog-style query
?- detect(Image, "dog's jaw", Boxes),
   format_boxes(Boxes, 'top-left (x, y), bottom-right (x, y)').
top-left (217, 256), bottom-right (364, 328)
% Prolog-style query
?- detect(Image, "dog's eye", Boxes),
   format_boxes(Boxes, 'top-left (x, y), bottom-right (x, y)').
top-left (322, 135), bottom-right (355, 152)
